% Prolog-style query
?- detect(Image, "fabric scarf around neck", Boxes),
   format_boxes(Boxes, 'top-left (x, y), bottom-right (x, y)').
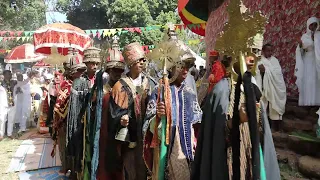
top-left (207, 61), bottom-right (226, 93)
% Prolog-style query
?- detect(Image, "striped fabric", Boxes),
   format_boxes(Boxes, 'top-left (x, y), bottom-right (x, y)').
top-left (18, 167), bottom-right (67, 180)
top-left (7, 138), bottom-right (61, 172)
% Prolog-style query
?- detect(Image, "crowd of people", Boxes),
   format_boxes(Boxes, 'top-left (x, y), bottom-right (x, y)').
top-left (0, 17), bottom-right (319, 180)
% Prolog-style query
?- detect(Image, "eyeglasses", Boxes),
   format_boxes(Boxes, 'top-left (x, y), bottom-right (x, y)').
top-left (139, 58), bottom-right (147, 63)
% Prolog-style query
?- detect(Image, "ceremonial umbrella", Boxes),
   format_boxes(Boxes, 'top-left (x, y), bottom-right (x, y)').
top-left (33, 23), bottom-right (92, 56)
top-left (33, 60), bottom-right (52, 68)
top-left (4, 43), bottom-right (46, 63)
top-left (178, 0), bottom-right (225, 36)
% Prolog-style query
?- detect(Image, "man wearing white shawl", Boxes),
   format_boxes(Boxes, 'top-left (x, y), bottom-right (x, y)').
top-left (13, 73), bottom-right (31, 133)
top-left (0, 85), bottom-right (8, 140)
top-left (255, 44), bottom-right (287, 131)
top-left (295, 17), bottom-right (320, 106)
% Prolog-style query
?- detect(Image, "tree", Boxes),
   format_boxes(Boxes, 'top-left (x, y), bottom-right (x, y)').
top-left (110, 0), bottom-right (152, 27)
top-left (0, 0), bottom-right (46, 49)
top-left (0, 0), bottom-right (46, 31)
top-left (145, 0), bottom-right (177, 20)
top-left (55, 0), bottom-right (186, 47)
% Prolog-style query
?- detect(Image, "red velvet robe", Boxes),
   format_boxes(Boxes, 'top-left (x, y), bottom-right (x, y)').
top-left (97, 85), bottom-right (124, 180)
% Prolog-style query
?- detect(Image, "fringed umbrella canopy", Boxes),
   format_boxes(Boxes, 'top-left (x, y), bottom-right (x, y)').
top-left (178, 0), bottom-right (225, 36)
top-left (33, 60), bottom-right (52, 68)
top-left (4, 43), bottom-right (46, 63)
top-left (33, 23), bottom-right (92, 56)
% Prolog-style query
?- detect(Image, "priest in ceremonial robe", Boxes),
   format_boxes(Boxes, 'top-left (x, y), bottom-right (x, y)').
top-left (143, 27), bottom-right (202, 180)
top-left (191, 52), bottom-right (280, 180)
top-left (97, 37), bottom-right (126, 180)
top-left (52, 57), bottom-right (86, 174)
top-left (255, 44), bottom-right (286, 131)
top-left (109, 42), bottom-right (153, 180)
top-left (66, 47), bottom-right (101, 180)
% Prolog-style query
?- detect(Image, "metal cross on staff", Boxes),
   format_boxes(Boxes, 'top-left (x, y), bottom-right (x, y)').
top-left (146, 22), bottom-right (186, 180)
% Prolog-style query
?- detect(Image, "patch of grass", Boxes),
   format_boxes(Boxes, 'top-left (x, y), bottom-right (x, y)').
top-left (279, 162), bottom-right (304, 180)
top-left (0, 138), bottom-right (22, 180)
top-left (290, 131), bottom-right (320, 143)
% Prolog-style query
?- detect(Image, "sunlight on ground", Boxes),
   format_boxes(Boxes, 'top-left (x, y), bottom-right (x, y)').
top-left (0, 138), bottom-right (22, 180)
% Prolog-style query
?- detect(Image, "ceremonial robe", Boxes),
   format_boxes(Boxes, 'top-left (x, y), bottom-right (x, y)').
top-left (191, 78), bottom-right (230, 180)
top-left (66, 76), bottom-right (90, 179)
top-left (97, 80), bottom-right (124, 180)
top-left (52, 79), bottom-right (73, 172)
top-left (143, 83), bottom-right (202, 180)
top-left (109, 73), bottom-right (151, 180)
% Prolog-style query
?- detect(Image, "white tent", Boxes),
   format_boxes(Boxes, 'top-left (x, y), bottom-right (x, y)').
top-left (189, 48), bottom-right (206, 69)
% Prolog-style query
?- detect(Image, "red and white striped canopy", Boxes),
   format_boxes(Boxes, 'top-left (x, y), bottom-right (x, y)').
top-left (33, 60), bottom-right (51, 67)
top-left (4, 43), bottom-right (46, 63)
top-left (33, 23), bottom-right (92, 56)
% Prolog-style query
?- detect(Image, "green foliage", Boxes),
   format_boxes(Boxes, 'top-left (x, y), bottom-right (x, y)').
top-left (0, 0), bottom-right (46, 31)
top-left (55, 0), bottom-right (188, 48)
top-left (111, 0), bottom-right (152, 27)
top-left (145, 0), bottom-right (177, 19)
top-left (0, 0), bottom-right (46, 49)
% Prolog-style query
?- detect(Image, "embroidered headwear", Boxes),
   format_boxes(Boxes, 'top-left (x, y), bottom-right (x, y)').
top-left (122, 42), bottom-right (145, 67)
top-left (63, 48), bottom-right (73, 70)
top-left (70, 51), bottom-right (86, 74)
top-left (209, 50), bottom-right (219, 57)
top-left (83, 47), bottom-right (101, 63)
top-left (106, 36), bottom-right (125, 70)
top-left (168, 29), bottom-right (195, 83)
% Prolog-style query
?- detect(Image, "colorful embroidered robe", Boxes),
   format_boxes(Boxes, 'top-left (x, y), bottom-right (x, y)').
top-left (66, 76), bottom-right (90, 179)
top-left (97, 81), bottom-right (124, 180)
top-left (109, 74), bottom-right (152, 180)
top-left (83, 70), bottom-right (104, 180)
top-left (143, 83), bottom-right (202, 180)
top-left (53, 79), bottom-right (73, 138)
top-left (67, 71), bottom-right (100, 180)
top-left (38, 84), bottom-right (50, 134)
top-left (51, 79), bottom-right (72, 172)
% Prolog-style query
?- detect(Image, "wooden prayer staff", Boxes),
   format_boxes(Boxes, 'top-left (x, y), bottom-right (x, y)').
top-left (159, 56), bottom-right (170, 180)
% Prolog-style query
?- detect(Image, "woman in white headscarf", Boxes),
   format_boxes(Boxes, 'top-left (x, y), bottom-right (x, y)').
top-left (295, 17), bottom-right (320, 106)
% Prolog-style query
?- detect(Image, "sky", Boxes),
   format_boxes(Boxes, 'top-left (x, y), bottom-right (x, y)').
top-left (45, 0), bottom-right (67, 24)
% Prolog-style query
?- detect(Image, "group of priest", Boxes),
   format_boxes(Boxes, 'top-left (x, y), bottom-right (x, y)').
top-left (0, 26), bottom-right (286, 180)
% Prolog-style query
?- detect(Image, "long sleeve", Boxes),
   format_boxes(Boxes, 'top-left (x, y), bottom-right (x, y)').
top-left (143, 86), bottom-right (158, 135)
top-left (295, 44), bottom-right (304, 91)
top-left (314, 31), bottom-right (320, 79)
top-left (0, 87), bottom-right (8, 114)
top-left (109, 81), bottom-right (130, 136)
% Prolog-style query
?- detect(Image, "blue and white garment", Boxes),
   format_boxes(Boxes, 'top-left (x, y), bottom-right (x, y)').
top-left (144, 83), bottom-right (202, 160)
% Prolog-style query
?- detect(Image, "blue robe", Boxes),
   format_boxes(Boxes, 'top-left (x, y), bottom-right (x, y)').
top-left (143, 83), bottom-right (202, 178)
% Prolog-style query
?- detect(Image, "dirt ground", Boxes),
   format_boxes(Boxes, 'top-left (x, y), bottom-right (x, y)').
top-left (0, 138), bottom-right (22, 180)
top-left (0, 130), bottom-right (308, 180)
